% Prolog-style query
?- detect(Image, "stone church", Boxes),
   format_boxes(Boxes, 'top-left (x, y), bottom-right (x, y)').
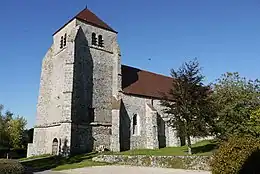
top-left (27, 8), bottom-right (202, 157)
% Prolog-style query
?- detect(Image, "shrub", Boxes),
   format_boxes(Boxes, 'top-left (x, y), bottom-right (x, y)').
top-left (211, 135), bottom-right (260, 174)
top-left (0, 159), bottom-right (25, 174)
top-left (9, 148), bottom-right (27, 159)
top-left (0, 147), bottom-right (9, 158)
top-left (0, 148), bottom-right (27, 159)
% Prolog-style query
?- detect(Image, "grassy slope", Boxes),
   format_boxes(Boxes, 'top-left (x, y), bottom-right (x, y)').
top-left (52, 153), bottom-right (109, 171)
top-left (19, 154), bottom-right (53, 162)
top-left (113, 140), bottom-right (217, 156)
top-left (20, 152), bottom-right (110, 172)
top-left (20, 140), bottom-right (217, 171)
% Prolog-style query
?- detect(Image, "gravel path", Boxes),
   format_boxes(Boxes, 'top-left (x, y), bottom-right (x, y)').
top-left (56, 165), bottom-right (211, 174)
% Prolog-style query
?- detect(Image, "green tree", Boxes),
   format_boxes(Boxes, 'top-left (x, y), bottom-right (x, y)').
top-left (0, 109), bottom-right (13, 147)
top-left (8, 116), bottom-right (27, 148)
top-left (212, 72), bottom-right (260, 139)
top-left (0, 105), bottom-right (4, 147)
top-left (246, 107), bottom-right (260, 137)
top-left (161, 59), bottom-right (216, 154)
top-left (0, 105), bottom-right (28, 149)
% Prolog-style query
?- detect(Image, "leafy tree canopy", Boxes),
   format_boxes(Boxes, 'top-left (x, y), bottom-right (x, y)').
top-left (0, 105), bottom-right (27, 149)
top-left (212, 72), bottom-right (260, 139)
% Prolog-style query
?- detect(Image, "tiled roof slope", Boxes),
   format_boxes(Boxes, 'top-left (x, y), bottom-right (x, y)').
top-left (76, 8), bottom-right (116, 33)
top-left (122, 65), bottom-right (173, 99)
top-left (53, 8), bottom-right (116, 35)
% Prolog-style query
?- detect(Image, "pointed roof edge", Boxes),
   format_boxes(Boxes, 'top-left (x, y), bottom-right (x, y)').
top-left (53, 8), bottom-right (117, 36)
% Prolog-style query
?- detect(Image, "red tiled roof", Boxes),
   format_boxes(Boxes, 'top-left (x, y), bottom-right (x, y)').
top-left (122, 65), bottom-right (173, 99)
top-left (53, 8), bottom-right (116, 35)
top-left (76, 8), bottom-right (117, 33)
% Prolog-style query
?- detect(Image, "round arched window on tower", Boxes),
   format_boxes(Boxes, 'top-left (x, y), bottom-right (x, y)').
top-left (92, 33), bottom-right (97, 45)
top-left (98, 35), bottom-right (104, 47)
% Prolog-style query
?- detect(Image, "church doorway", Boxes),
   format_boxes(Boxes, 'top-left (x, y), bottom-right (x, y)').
top-left (52, 138), bottom-right (59, 155)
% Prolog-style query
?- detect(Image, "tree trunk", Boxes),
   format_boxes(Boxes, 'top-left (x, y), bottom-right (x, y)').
top-left (184, 119), bottom-right (192, 155)
top-left (187, 135), bottom-right (192, 155)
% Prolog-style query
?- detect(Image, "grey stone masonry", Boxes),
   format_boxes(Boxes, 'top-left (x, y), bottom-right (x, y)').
top-left (110, 97), bottom-right (121, 152)
top-left (145, 103), bottom-right (159, 149)
top-left (76, 20), bottom-right (119, 124)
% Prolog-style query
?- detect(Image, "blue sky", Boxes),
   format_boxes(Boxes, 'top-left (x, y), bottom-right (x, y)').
top-left (0, 0), bottom-right (259, 128)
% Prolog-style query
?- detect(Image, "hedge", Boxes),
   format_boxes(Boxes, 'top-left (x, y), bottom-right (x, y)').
top-left (210, 135), bottom-right (260, 174)
top-left (0, 159), bottom-right (25, 174)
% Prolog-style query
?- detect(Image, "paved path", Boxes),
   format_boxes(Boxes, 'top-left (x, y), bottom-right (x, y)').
top-left (48, 165), bottom-right (210, 174)
top-left (34, 170), bottom-right (66, 174)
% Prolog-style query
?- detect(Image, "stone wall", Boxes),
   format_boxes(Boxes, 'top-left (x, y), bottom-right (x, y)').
top-left (153, 99), bottom-right (179, 147)
top-left (36, 22), bottom-right (78, 126)
top-left (76, 20), bottom-right (119, 123)
top-left (72, 27), bottom-right (93, 123)
top-left (71, 124), bottom-right (93, 154)
top-left (110, 98), bottom-right (121, 152)
top-left (93, 155), bottom-right (211, 171)
top-left (120, 95), bottom-right (150, 149)
top-left (145, 104), bottom-right (158, 149)
top-left (28, 23), bottom-right (78, 157)
top-left (91, 123), bottom-right (112, 150)
top-left (120, 94), bottom-right (180, 150)
top-left (74, 19), bottom-right (122, 150)
top-left (27, 123), bottom-right (71, 157)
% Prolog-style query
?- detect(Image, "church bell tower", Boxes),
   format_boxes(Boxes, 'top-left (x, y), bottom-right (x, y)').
top-left (27, 8), bottom-right (121, 157)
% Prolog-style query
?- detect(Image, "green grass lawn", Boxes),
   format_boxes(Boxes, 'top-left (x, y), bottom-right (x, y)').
top-left (20, 152), bottom-right (110, 172)
top-left (113, 140), bottom-right (217, 156)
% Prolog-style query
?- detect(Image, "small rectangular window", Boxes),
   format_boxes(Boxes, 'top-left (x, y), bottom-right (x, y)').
top-left (60, 36), bottom-right (64, 49)
top-left (133, 114), bottom-right (139, 135)
top-left (63, 33), bottom-right (67, 47)
top-left (92, 33), bottom-right (97, 45)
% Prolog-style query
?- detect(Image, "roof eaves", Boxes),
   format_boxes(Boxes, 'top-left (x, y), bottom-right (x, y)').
top-left (122, 91), bottom-right (168, 101)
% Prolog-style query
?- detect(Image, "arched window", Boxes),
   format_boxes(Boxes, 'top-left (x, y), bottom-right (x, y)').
top-left (133, 114), bottom-right (139, 135)
top-left (98, 35), bottom-right (104, 47)
top-left (60, 36), bottom-right (64, 49)
top-left (92, 33), bottom-right (97, 45)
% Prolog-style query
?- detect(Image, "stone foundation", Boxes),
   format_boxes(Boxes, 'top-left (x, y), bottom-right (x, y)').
top-left (93, 155), bottom-right (211, 171)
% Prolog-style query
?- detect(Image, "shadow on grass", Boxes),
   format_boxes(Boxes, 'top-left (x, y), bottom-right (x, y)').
top-left (191, 143), bottom-right (218, 155)
top-left (21, 152), bottom-right (98, 173)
